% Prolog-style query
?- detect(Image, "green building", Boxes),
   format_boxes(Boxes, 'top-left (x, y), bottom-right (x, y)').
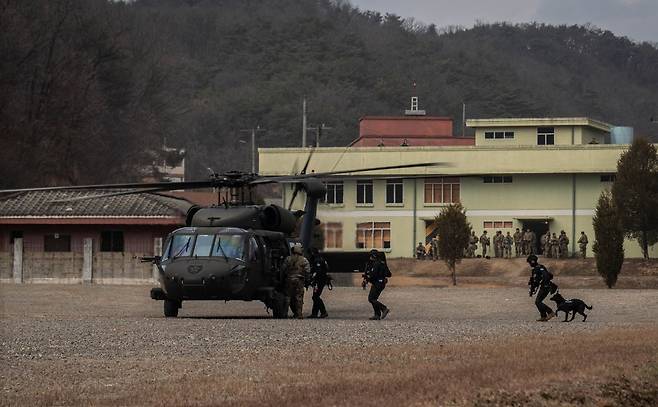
top-left (259, 117), bottom-right (655, 258)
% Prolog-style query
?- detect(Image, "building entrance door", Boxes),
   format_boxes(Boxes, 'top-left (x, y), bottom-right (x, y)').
top-left (521, 220), bottom-right (550, 255)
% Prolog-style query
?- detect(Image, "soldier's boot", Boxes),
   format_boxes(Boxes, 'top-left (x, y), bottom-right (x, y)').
top-left (546, 311), bottom-right (556, 321)
top-left (381, 308), bottom-right (390, 320)
top-left (369, 315), bottom-right (381, 320)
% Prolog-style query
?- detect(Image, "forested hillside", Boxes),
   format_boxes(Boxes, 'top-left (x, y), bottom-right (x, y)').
top-left (2, 0), bottom-right (657, 187)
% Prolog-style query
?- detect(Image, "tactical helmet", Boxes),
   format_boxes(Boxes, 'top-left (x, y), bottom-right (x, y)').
top-left (526, 254), bottom-right (538, 264)
top-left (292, 244), bottom-right (303, 255)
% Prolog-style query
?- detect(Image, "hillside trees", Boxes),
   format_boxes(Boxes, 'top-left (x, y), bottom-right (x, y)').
top-left (2, 0), bottom-right (658, 185)
top-left (0, 0), bottom-right (176, 188)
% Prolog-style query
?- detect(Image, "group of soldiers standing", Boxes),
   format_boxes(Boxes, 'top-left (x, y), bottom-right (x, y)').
top-left (465, 228), bottom-right (589, 259)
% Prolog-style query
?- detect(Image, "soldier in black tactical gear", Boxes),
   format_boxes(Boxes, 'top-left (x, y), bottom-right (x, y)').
top-left (307, 248), bottom-right (329, 318)
top-left (363, 249), bottom-right (391, 320)
top-left (527, 254), bottom-right (556, 322)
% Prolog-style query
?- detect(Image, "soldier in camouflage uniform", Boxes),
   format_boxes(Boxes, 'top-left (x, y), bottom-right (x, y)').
top-left (431, 236), bottom-right (439, 261)
top-left (468, 231), bottom-right (478, 258)
top-left (513, 228), bottom-right (523, 257)
top-left (559, 231), bottom-right (569, 259)
top-left (480, 231), bottom-right (490, 258)
top-left (503, 231), bottom-right (513, 259)
top-left (578, 231), bottom-right (589, 258)
top-left (550, 233), bottom-right (560, 259)
top-left (522, 229), bottom-right (533, 256)
top-left (281, 244), bottom-right (310, 319)
top-left (530, 230), bottom-right (537, 255)
top-left (494, 231), bottom-right (504, 258)
top-left (542, 231), bottom-right (551, 257)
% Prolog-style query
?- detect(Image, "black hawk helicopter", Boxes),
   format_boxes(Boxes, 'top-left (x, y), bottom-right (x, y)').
top-left (0, 158), bottom-right (440, 318)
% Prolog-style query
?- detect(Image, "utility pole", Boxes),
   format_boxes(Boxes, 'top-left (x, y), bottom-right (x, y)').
top-left (306, 123), bottom-right (332, 147)
top-left (239, 126), bottom-right (265, 173)
top-left (302, 97), bottom-right (307, 147)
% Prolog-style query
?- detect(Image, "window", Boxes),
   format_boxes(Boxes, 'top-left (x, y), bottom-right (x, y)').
top-left (424, 177), bottom-right (460, 204)
top-left (386, 179), bottom-right (403, 204)
top-left (483, 221), bottom-right (514, 228)
top-left (600, 174), bottom-right (616, 182)
top-left (170, 234), bottom-right (194, 258)
top-left (537, 127), bottom-right (555, 145)
top-left (483, 176), bottom-right (513, 183)
top-left (356, 180), bottom-right (373, 204)
top-left (101, 231), bottom-right (124, 252)
top-left (324, 181), bottom-right (344, 204)
top-left (193, 234), bottom-right (214, 257)
top-left (44, 234), bottom-right (71, 252)
top-left (161, 238), bottom-right (172, 261)
top-left (324, 222), bottom-right (343, 249)
top-left (356, 222), bottom-right (391, 249)
top-left (484, 131), bottom-right (514, 139)
top-left (213, 234), bottom-right (245, 260)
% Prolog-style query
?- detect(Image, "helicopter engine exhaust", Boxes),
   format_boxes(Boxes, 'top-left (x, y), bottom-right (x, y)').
top-left (261, 204), bottom-right (298, 234)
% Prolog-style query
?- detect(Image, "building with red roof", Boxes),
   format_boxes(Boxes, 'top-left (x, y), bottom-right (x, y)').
top-left (350, 97), bottom-right (475, 147)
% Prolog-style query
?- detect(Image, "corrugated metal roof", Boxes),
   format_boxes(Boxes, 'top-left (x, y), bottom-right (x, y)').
top-left (0, 190), bottom-right (191, 218)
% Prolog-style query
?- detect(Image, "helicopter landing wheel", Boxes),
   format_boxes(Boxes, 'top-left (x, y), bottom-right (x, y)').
top-left (271, 291), bottom-right (287, 319)
top-left (164, 299), bottom-right (180, 317)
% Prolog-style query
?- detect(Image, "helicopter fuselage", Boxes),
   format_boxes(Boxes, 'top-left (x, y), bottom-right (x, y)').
top-left (151, 226), bottom-right (291, 309)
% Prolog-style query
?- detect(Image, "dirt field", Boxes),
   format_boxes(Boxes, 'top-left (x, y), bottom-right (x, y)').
top-left (1, 282), bottom-right (657, 406)
top-left (385, 257), bottom-right (658, 289)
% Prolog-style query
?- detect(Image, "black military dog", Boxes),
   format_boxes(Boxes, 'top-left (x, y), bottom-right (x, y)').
top-left (549, 292), bottom-right (593, 322)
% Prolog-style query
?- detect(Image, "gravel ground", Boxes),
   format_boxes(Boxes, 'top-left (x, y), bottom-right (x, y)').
top-left (1, 284), bottom-right (657, 406)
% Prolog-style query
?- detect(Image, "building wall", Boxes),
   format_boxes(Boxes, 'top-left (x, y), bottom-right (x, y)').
top-left (263, 145), bottom-right (656, 259)
top-left (260, 145), bottom-right (627, 176)
top-left (474, 125), bottom-right (609, 146)
top-left (0, 224), bottom-right (177, 283)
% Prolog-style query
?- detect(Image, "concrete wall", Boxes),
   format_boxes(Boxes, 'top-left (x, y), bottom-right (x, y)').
top-left (0, 225), bottom-right (175, 284)
top-left (0, 251), bottom-right (11, 280)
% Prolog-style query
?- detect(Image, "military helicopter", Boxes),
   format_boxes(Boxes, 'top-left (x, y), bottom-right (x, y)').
top-left (0, 158), bottom-right (440, 318)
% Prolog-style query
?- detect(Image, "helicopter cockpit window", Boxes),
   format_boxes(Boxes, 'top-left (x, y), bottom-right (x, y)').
top-left (193, 234), bottom-right (214, 257)
top-left (161, 238), bottom-right (172, 261)
top-left (170, 234), bottom-right (194, 258)
top-left (213, 234), bottom-right (245, 260)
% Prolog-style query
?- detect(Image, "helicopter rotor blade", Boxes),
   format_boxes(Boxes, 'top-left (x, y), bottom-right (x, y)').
top-left (0, 180), bottom-right (224, 195)
top-left (287, 186), bottom-right (300, 210)
top-left (299, 147), bottom-right (315, 175)
top-left (251, 161), bottom-right (446, 184)
top-left (46, 188), bottom-right (170, 203)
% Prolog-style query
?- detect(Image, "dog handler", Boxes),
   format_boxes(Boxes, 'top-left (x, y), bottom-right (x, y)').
top-left (527, 254), bottom-right (556, 321)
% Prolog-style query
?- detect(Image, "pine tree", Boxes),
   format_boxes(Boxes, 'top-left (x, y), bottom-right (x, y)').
top-left (592, 191), bottom-right (625, 288)
top-left (611, 138), bottom-right (658, 259)
top-left (434, 203), bottom-right (471, 285)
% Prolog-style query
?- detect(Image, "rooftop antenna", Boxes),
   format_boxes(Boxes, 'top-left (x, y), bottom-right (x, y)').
top-left (405, 81), bottom-right (426, 116)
